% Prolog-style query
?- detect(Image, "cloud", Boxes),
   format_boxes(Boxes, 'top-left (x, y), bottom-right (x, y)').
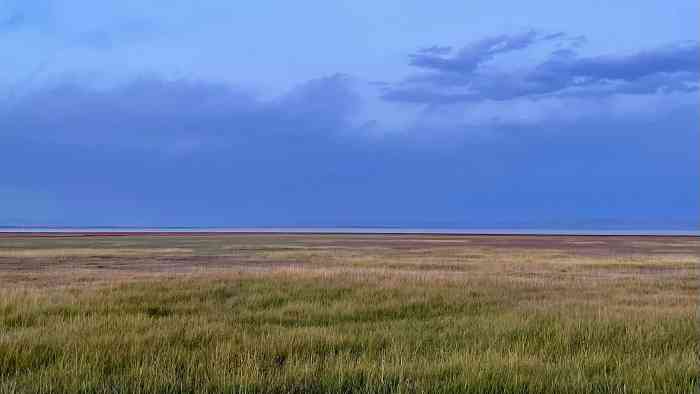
top-left (1, 27), bottom-right (698, 228)
top-left (2, 93), bottom-right (697, 228)
top-left (0, 70), bottom-right (697, 228)
top-left (555, 42), bottom-right (699, 80)
top-left (0, 74), bottom-right (362, 151)
top-left (417, 45), bottom-right (453, 55)
top-left (380, 33), bottom-right (699, 105)
top-left (407, 30), bottom-right (554, 74)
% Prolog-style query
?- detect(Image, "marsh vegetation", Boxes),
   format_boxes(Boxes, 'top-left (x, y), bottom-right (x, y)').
top-left (0, 234), bottom-right (697, 393)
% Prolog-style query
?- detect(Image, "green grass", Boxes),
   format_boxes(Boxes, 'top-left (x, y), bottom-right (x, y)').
top-left (0, 234), bottom-right (697, 393)
top-left (1, 273), bottom-right (697, 393)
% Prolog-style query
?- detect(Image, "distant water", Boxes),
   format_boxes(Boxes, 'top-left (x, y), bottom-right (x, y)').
top-left (0, 227), bottom-right (698, 236)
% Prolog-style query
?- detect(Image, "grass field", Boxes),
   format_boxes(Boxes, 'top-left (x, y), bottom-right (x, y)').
top-left (0, 233), bottom-right (698, 393)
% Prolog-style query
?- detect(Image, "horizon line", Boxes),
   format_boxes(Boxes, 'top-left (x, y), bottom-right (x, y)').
top-left (1, 226), bottom-right (698, 237)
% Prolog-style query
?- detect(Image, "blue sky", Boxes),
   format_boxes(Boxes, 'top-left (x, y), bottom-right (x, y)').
top-left (1, 1), bottom-right (698, 229)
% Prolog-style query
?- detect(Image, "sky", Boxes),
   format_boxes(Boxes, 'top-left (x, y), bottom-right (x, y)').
top-left (1, 0), bottom-right (698, 229)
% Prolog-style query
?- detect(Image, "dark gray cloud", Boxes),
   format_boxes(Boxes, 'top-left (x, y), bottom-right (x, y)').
top-left (407, 30), bottom-right (552, 74)
top-left (0, 74), bottom-right (361, 150)
top-left (2, 91), bottom-right (697, 228)
top-left (554, 42), bottom-right (699, 80)
top-left (381, 33), bottom-right (699, 104)
top-left (1, 72), bottom-right (697, 228)
top-left (417, 45), bottom-right (453, 55)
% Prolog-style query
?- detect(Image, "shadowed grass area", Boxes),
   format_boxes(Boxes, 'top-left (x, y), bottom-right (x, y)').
top-left (0, 234), bottom-right (697, 393)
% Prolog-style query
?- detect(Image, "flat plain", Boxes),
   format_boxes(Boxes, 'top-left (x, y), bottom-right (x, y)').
top-left (0, 233), bottom-right (698, 393)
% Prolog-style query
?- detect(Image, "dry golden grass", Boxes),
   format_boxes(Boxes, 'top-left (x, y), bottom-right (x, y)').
top-left (0, 234), bottom-right (697, 393)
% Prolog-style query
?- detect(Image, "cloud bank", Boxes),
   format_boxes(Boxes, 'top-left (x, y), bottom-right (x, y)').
top-left (1, 74), bottom-right (362, 152)
top-left (1, 31), bottom-right (698, 228)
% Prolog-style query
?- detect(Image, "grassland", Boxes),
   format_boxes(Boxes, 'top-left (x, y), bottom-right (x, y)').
top-left (0, 233), bottom-right (698, 393)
